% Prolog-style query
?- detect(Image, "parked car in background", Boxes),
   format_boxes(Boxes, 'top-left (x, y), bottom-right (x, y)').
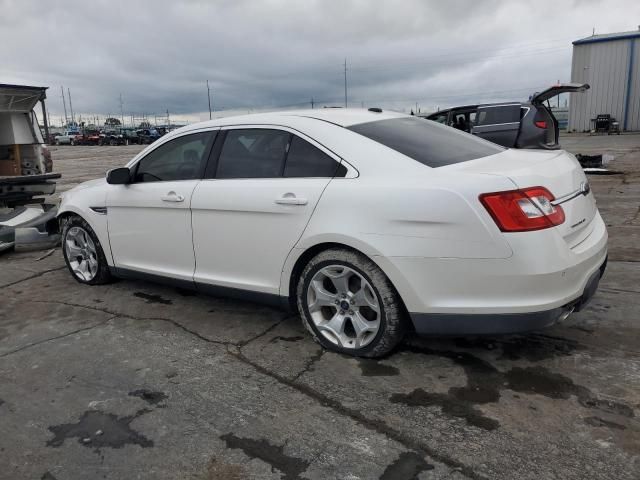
top-left (423, 83), bottom-right (589, 149)
top-left (57, 109), bottom-right (607, 358)
top-left (136, 128), bottom-right (161, 144)
top-left (101, 128), bottom-right (140, 145)
top-left (75, 129), bottom-right (101, 146)
top-left (55, 130), bottom-right (82, 145)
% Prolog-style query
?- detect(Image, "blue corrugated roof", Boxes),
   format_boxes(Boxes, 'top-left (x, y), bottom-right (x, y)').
top-left (573, 30), bottom-right (640, 45)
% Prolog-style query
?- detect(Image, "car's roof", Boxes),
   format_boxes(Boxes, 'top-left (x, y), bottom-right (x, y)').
top-left (176, 108), bottom-right (407, 134)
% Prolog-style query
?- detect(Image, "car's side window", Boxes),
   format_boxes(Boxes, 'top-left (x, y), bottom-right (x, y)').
top-left (284, 135), bottom-right (344, 178)
top-left (133, 131), bottom-right (214, 183)
top-left (216, 129), bottom-right (290, 179)
top-left (430, 113), bottom-right (448, 124)
top-left (477, 105), bottom-right (521, 126)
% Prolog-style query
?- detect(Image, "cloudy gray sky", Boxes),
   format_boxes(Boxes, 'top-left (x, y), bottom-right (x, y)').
top-left (2, 0), bottom-right (639, 125)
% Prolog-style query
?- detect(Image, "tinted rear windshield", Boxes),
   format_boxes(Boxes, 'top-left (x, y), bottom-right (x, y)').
top-left (347, 117), bottom-right (504, 167)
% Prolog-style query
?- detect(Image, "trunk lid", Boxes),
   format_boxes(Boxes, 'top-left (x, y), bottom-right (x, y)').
top-left (444, 149), bottom-right (597, 247)
top-left (530, 83), bottom-right (590, 105)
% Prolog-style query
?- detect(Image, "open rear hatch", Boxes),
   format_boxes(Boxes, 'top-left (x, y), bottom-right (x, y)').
top-left (530, 83), bottom-right (590, 148)
top-left (445, 149), bottom-right (597, 248)
top-left (530, 83), bottom-right (590, 105)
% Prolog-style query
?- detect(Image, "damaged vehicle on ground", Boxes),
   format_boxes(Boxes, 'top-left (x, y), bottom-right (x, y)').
top-left (57, 109), bottom-right (607, 358)
top-left (0, 84), bottom-right (60, 252)
top-left (423, 83), bottom-right (589, 149)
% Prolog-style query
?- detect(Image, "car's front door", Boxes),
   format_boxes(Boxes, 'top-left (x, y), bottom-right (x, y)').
top-left (106, 130), bottom-right (216, 281)
top-left (191, 127), bottom-right (346, 296)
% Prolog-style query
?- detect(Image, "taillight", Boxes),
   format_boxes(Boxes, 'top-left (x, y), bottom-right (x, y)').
top-left (534, 120), bottom-right (547, 129)
top-left (479, 187), bottom-right (565, 232)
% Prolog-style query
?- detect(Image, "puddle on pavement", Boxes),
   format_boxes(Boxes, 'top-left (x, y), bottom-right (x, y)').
top-left (220, 433), bottom-right (309, 480)
top-left (584, 416), bottom-right (627, 430)
top-left (357, 359), bottom-right (400, 377)
top-left (47, 409), bottom-right (153, 451)
top-left (128, 389), bottom-right (168, 405)
top-left (453, 334), bottom-right (584, 362)
top-left (393, 345), bottom-right (635, 432)
top-left (269, 335), bottom-right (304, 343)
top-left (380, 451), bottom-right (434, 479)
top-left (133, 292), bottom-right (173, 305)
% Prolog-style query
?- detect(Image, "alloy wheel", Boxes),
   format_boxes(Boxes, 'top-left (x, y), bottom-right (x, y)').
top-left (306, 265), bottom-right (381, 349)
top-left (64, 226), bottom-right (99, 281)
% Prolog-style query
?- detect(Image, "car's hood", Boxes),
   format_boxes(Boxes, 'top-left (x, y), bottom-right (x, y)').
top-left (64, 177), bottom-right (106, 194)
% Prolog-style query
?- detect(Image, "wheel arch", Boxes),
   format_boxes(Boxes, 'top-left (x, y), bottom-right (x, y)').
top-left (283, 241), bottom-right (411, 326)
top-left (57, 206), bottom-right (114, 266)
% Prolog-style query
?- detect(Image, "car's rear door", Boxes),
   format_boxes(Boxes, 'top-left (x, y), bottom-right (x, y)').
top-left (106, 130), bottom-right (216, 281)
top-left (471, 104), bottom-right (522, 147)
top-left (191, 126), bottom-right (345, 297)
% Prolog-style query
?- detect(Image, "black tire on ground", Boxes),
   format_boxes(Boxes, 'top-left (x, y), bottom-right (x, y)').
top-left (61, 215), bottom-right (113, 285)
top-left (296, 248), bottom-right (406, 358)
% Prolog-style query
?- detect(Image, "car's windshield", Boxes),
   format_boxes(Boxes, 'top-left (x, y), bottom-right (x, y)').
top-left (347, 116), bottom-right (504, 167)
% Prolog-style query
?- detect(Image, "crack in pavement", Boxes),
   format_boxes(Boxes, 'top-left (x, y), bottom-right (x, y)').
top-left (0, 315), bottom-right (118, 358)
top-left (7, 298), bottom-right (481, 479)
top-left (228, 348), bottom-right (483, 480)
top-left (1, 266), bottom-right (66, 288)
top-left (291, 348), bottom-right (324, 382)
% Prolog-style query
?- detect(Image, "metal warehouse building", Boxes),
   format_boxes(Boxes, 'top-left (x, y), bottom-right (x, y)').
top-left (569, 29), bottom-right (640, 132)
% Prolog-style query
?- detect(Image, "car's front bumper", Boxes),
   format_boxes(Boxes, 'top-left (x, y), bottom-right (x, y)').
top-left (0, 205), bottom-right (60, 252)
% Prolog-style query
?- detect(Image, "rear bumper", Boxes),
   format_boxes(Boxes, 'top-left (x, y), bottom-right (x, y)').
top-left (409, 256), bottom-right (606, 335)
top-left (374, 210), bottom-right (608, 334)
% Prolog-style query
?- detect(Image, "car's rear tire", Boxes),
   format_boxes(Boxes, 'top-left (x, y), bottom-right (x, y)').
top-left (61, 215), bottom-right (112, 285)
top-left (296, 248), bottom-right (406, 358)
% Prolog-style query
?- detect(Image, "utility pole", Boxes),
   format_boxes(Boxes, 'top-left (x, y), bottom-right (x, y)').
top-left (311, 97), bottom-right (315, 109)
top-left (166, 109), bottom-right (170, 127)
top-left (67, 88), bottom-right (75, 124)
top-left (61, 86), bottom-right (69, 126)
top-left (119, 94), bottom-right (124, 127)
top-left (206, 80), bottom-right (212, 120)
top-left (343, 58), bottom-right (348, 108)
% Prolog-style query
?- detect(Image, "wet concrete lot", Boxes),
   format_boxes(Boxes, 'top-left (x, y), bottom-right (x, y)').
top-left (1, 136), bottom-right (639, 479)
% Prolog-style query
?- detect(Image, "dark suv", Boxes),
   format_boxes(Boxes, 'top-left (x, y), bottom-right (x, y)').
top-left (423, 83), bottom-right (589, 149)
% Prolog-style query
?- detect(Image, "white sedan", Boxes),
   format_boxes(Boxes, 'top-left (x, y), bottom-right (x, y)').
top-left (57, 109), bottom-right (608, 357)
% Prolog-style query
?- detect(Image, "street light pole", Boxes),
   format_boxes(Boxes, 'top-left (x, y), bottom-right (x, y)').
top-left (207, 80), bottom-right (212, 120)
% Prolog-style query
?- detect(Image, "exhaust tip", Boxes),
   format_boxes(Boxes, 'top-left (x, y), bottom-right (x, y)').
top-left (558, 306), bottom-right (575, 323)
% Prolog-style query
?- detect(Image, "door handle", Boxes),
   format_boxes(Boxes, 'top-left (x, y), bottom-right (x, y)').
top-left (161, 191), bottom-right (185, 202)
top-left (275, 193), bottom-right (308, 206)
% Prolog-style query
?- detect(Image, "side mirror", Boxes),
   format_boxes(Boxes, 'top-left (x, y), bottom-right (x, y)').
top-left (106, 167), bottom-right (131, 185)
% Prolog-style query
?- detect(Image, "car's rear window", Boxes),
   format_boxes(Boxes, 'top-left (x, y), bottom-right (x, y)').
top-left (347, 116), bottom-right (504, 167)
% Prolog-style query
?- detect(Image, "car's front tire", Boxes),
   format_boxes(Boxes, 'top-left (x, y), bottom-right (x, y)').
top-left (296, 248), bottom-right (406, 358)
top-left (61, 215), bottom-right (112, 285)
